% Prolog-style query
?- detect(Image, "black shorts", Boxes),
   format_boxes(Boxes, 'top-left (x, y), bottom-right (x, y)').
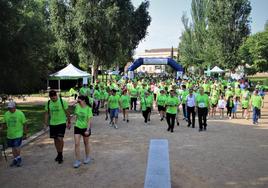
top-left (74, 127), bottom-right (90, 137)
top-left (123, 107), bottom-right (129, 110)
top-left (212, 103), bottom-right (217, 108)
top-left (158, 105), bottom-right (166, 112)
top-left (146, 107), bottom-right (152, 113)
top-left (49, 124), bottom-right (66, 138)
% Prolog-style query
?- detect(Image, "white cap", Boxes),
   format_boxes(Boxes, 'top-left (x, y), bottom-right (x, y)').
top-left (7, 101), bottom-right (16, 108)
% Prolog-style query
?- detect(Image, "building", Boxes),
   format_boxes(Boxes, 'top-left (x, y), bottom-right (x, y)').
top-left (133, 48), bottom-right (178, 74)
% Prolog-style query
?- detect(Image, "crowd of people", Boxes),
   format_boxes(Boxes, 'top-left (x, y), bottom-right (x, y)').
top-left (1, 76), bottom-right (265, 168)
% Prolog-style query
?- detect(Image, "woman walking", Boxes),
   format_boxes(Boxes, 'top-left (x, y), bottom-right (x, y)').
top-left (72, 95), bottom-right (93, 168)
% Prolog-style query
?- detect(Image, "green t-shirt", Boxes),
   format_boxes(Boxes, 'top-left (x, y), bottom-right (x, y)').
top-left (4, 110), bottom-right (26, 139)
top-left (120, 95), bottom-right (130, 109)
top-left (130, 88), bottom-right (138, 98)
top-left (45, 99), bottom-right (68, 126)
top-left (146, 94), bottom-right (154, 107)
top-left (251, 95), bottom-right (262, 109)
top-left (99, 89), bottom-right (106, 100)
top-left (235, 88), bottom-right (241, 96)
top-left (181, 90), bottom-right (189, 104)
top-left (202, 83), bottom-right (210, 92)
top-left (93, 90), bottom-right (101, 100)
top-left (225, 90), bottom-right (234, 99)
top-left (74, 105), bottom-right (93, 129)
top-left (165, 96), bottom-right (179, 114)
top-left (157, 94), bottom-right (167, 106)
top-left (140, 97), bottom-right (147, 111)
top-left (108, 95), bottom-right (120, 109)
top-left (196, 94), bottom-right (209, 108)
top-left (79, 87), bottom-right (88, 96)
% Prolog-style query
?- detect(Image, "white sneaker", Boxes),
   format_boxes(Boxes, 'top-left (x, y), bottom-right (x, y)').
top-left (84, 157), bottom-right (91, 164)
top-left (73, 160), bottom-right (81, 168)
top-left (114, 124), bottom-right (118, 129)
top-left (144, 122), bottom-right (148, 126)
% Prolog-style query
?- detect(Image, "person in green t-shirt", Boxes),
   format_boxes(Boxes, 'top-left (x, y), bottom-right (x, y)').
top-left (120, 90), bottom-right (131, 122)
top-left (180, 85), bottom-right (189, 120)
top-left (93, 86), bottom-right (101, 116)
top-left (241, 88), bottom-right (250, 119)
top-left (250, 90), bottom-right (264, 125)
top-left (196, 87), bottom-right (210, 132)
top-left (156, 90), bottom-right (167, 121)
top-left (129, 83), bottom-right (138, 111)
top-left (165, 90), bottom-right (179, 133)
top-left (108, 89), bottom-right (120, 129)
top-left (2, 101), bottom-right (27, 167)
top-left (140, 91), bottom-right (152, 125)
top-left (72, 95), bottom-right (93, 168)
top-left (44, 90), bottom-right (71, 164)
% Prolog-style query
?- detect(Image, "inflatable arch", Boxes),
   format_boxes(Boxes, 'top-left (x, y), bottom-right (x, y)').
top-left (127, 58), bottom-right (184, 79)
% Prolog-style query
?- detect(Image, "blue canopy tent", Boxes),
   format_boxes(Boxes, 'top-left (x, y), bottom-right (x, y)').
top-left (127, 58), bottom-right (184, 79)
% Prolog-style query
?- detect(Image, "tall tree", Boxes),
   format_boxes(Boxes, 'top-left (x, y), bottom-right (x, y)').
top-left (207, 0), bottom-right (251, 69)
top-left (0, 0), bottom-right (53, 94)
top-left (239, 26), bottom-right (268, 74)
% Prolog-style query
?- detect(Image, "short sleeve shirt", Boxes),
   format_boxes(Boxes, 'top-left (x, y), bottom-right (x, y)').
top-left (4, 110), bottom-right (26, 139)
top-left (45, 99), bottom-right (68, 126)
top-left (74, 105), bottom-right (93, 129)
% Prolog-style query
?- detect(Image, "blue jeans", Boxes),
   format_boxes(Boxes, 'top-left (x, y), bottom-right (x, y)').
top-left (253, 107), bottom-right (260, 124)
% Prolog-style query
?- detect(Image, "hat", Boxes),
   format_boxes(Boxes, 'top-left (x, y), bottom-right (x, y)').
top-left (7, 101), bottom-right (16, 108)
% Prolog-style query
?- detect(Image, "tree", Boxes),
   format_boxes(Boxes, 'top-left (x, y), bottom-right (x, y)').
top-left (0, 0), bottom-right (53, 94)
top-left (239, 26), bottom-right (268, 74)
top-left (207, 0), bottom-right (251, 69)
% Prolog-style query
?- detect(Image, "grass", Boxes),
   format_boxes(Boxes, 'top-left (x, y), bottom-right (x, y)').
top-left (0, 104), bottom-right (75, 144)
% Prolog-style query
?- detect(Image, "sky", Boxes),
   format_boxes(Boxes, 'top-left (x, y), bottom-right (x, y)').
top-left (131, 0), bottom-right (268, 54)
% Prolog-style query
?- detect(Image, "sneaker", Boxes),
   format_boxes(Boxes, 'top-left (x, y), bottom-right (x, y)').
top-left (55, 155), bottom-right (60, 162)
top-left (16, 157), bottom-right (22, 167)
top-left (144, 122), bottom-right (148, 126)
top-left (84, 157), bottom-right (91, 164)
top-left (109, 122), bottom-right (113, 127)
top-left (123, 119), bottom-right (125, 121)
top-left (160, 117), bottom-right (163, 121)
top-left (177, 122), bottom-right (180, 126)
top-left (204, 127), bottom-right (207, 131)
top-left (58, 156), bottom-right (63, 164)
top-left (229, 117), bottom-right (232, 119)
top-left (114, 124), bottom-right (118, 129)
top-left (10, 159), bottom-right (17, 167)
top-left (199, 128), bottom-right (203, 132)
top-left (126, 119), bottom-right (129, 123)
top-left (105, 116), bottom-right (108, 120)
top-left (73, 160), bottom-right (81, 168)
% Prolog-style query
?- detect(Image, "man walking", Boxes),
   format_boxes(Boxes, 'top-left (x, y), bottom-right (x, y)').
top-left (3, 101), bottom-right (27, 167)
top-left (44, 90), bottom-right (71, 164)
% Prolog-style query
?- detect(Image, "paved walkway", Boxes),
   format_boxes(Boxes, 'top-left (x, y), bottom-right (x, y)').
top-left (0, 96), bottom-right (268, 188)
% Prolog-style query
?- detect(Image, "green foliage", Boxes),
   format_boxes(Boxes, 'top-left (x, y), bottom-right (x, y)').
top-left (179, 0), bottom-right (251, 71)
top-left (0, 0), bottom-right (53, 94)
top-left (239, 26), bottom-right (268, 74)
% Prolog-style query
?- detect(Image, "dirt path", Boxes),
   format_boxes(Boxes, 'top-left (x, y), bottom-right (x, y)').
top-left (0, 96), bottom-right (268, 188)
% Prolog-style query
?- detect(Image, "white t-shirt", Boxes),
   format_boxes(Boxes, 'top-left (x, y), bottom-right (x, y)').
top-left (186, 94), bottom-right (195, 107)
top-left (218, 99), bottom-right (226, 109)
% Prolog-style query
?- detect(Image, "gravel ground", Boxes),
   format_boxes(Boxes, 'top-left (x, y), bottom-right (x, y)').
top-left (0, 96), bottom-right (267, 188)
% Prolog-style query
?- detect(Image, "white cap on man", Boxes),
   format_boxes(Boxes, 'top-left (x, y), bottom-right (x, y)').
top-left (7, 101), bottom-right (16, 108)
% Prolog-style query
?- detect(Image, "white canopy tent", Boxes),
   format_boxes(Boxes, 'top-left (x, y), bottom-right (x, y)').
top-left (210, 66), bottom-right (224, 73)
top-left (49, 64), bottom-right (90, 91)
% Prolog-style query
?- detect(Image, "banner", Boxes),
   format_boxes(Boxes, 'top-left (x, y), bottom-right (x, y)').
top-left (143, 58), bottom-right (168, 65)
